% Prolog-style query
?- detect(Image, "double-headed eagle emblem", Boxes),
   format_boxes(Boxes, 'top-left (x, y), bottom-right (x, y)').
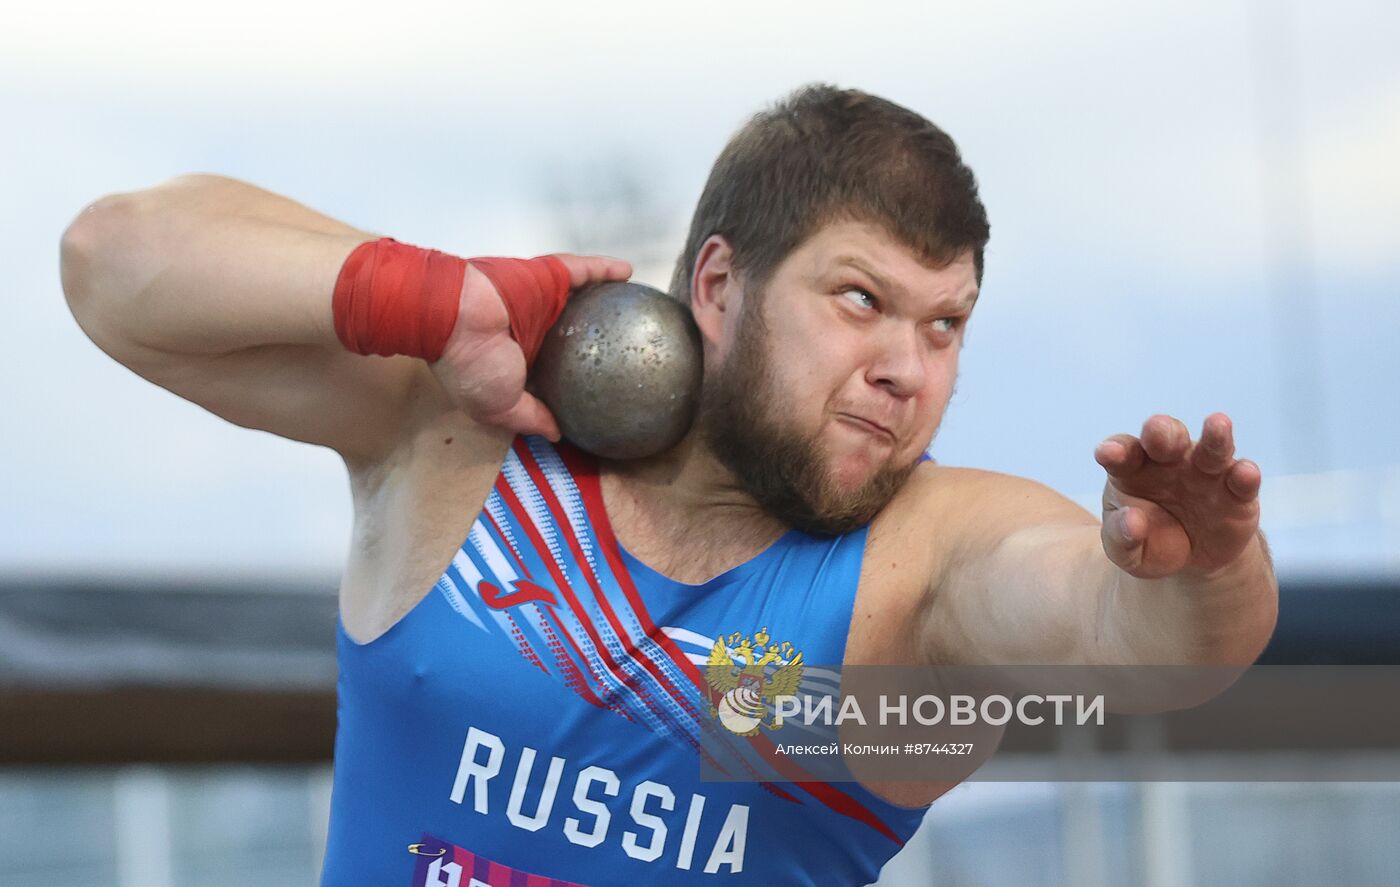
top-left (704, 627), bottom-right (804, 736)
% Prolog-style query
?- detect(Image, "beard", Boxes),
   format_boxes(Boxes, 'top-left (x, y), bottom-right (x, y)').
top-left (696, 296), bottom-right (921, 537)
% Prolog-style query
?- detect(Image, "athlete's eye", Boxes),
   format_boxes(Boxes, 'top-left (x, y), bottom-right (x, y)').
top-left (924, 316), bottom-right (967, 346)
top-left (842, 288), bottom-right (877, 310)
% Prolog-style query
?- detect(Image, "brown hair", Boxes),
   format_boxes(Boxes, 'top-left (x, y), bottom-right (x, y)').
top-left (669, 83), bottom-right (990, 304)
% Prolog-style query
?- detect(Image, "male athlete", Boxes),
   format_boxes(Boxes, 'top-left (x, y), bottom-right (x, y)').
top-left (61, 85), bottom-right (1277, 885)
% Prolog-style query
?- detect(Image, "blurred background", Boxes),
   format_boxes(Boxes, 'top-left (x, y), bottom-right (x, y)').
top-left (2, 0), bottom-right (1397, 884)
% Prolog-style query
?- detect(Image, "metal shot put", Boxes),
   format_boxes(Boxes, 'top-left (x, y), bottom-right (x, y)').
top-left (61, 83), bottom-right (1279, 885)
top-left (529, 280), bottom-right (702, 460)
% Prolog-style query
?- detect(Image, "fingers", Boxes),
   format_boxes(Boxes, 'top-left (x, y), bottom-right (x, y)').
top-left (1109, 505), bottom-right (1145, 548)
top-left (482, 392), bottom-right (562, 442)
top-left (548, 253), bottom-right (633, 289)
top-left (1100, 499), bottom-right (1193, 580)
top-left (1226, 458), bottom-right (1263, 501)
top-left (1189, 412), bottom-right (1236, 475)
top-left (1097, 413), bottom-right (1241, 476)
top-left (1094, 434), bottom-right (1147, 478)
top-left (1100, 505), bottom-right (1146, 574)
top-left (1139, 414), bottom-right (1191, 462)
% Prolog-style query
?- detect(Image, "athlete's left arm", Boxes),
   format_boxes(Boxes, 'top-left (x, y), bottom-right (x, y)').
top-left (920, 412), bottom-right (1278, 669)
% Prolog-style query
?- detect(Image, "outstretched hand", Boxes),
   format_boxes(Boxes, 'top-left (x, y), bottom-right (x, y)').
top-left (1094, 413), bottom-right (1262, 580)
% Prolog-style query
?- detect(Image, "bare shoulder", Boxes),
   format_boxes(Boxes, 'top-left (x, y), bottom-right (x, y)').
top-left (855, 466), bottom-right (1015, 656)
top-left (875, 461), bottom-right (1097, 583)
top-left (883, 461), bottom-right (1089, 521)
top-left (858, 462), bottom-right (1098, 667)
top-left (903, 461), bottom-right (1094, 521)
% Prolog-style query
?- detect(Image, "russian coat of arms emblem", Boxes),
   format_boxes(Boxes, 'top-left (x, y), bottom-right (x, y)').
top-left (704, 627), bottom-right (804, 736)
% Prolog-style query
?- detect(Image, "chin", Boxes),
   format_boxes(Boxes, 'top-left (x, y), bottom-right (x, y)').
top-left (824, 419), bottom-right (894, 460)
top-left (823, 442), bottom-right (893, 493)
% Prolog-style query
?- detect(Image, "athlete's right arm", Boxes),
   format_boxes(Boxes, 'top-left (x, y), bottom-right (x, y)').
top-left (60, 174), bottom-right (434, 466)
top-left (59, 174), bottom-right (630, 467)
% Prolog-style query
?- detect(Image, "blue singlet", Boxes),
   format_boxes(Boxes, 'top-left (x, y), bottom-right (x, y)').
top-left (319, 437), bottom-right (930, 886)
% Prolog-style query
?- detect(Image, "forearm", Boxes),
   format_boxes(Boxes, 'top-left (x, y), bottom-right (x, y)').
top-left (1089, 528), bottom-right (1279, 666)
top-left (61, 174), bottom-right (371, 359)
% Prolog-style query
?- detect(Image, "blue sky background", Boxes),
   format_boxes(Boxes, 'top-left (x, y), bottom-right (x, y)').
top-left (2, 0), bottom-right (1396, 579)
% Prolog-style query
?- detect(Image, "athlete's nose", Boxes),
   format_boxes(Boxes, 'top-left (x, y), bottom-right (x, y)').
top-left (866, 321), bottom-right (926, 398)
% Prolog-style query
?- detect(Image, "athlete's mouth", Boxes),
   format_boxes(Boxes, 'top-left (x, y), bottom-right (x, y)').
top-left (835, 413), bottom-right (896, 443)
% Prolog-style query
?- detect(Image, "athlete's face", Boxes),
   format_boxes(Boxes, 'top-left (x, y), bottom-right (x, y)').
top-left (694, 219), bottom-right (979, 535)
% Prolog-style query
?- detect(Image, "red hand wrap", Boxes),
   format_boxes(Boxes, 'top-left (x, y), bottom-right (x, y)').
top-left (468, 255), bottom-right (572, 365)
top-left (332, 238), bottom-right (572, 367)
top-left (332, 238), bottom-right (464, 362)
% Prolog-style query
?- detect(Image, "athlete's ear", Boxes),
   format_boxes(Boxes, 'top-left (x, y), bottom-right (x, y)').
top-left (690, 234), bottom-right (741, 348)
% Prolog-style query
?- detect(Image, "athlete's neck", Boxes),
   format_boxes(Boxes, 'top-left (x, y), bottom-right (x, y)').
top-left (597, 431), bottom-right (789, 580)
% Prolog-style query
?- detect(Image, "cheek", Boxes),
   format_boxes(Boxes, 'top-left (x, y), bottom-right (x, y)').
top-left (768, 326), bottom-right (849, 402)
top-left (915, 360), bottom-right (959, 425)
top-left (768, 362), bottom-right (831, 434)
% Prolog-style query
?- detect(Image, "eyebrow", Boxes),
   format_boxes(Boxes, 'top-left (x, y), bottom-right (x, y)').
top-left (829, 255), bottom-right (979, 312)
